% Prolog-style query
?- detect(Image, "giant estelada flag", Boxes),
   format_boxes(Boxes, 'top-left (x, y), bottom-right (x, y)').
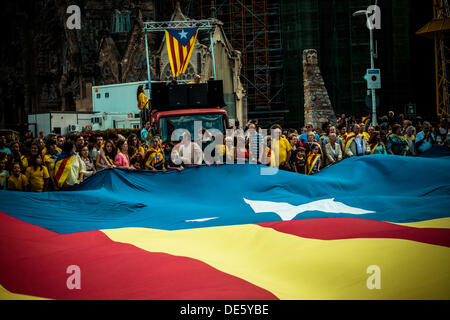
top-left (0, 154), bottom-right (449, 299)
top-left (165, 27), bottom-right (199, 78)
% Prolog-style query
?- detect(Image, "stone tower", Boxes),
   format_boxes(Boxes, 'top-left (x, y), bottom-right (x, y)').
top-left (303, 49), bottom-right (337, 129)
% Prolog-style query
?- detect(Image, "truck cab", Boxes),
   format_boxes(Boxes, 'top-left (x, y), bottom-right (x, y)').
top-left (152, 108), bottom-right (228, 143)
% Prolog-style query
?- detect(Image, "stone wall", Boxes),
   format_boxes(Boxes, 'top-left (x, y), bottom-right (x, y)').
top-left (303, 49), bottom-right (337, 129)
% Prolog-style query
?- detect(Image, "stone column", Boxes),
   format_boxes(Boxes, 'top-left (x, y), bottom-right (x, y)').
top-left (303, 49), bottom-right (337, 129)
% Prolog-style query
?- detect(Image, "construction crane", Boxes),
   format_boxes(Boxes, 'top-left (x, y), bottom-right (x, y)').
top-left (417, 0), bottom-right (450, 117)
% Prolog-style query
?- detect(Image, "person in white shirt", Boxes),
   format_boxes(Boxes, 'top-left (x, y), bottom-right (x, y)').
top-left (173, 132), bottom-right (203, 167)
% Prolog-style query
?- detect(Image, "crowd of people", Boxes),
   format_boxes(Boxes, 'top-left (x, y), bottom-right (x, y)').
top-left (0, 111), bottom-right (448, 192)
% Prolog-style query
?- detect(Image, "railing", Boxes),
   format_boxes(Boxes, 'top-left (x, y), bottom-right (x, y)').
top-left (143, 20), bottom-right (216, 32)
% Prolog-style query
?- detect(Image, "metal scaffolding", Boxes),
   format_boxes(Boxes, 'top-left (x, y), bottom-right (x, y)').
top-left (417, 0), bottom-right (450, 116)
top-left (215, 0), bottom-right (284, 117)
top-left (159, 0), bottom-right (285, 124)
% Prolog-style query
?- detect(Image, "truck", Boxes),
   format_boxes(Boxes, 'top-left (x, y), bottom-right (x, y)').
top-left (90, 112), bottom-right (140, 131)
top-left (28, 112), bottom-right (93, 136)
top-left (92, 80), bottom-right (230, 142)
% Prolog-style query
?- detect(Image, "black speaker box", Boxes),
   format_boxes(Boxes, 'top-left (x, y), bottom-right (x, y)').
top-left (207, 80), bottom-right (226, 107)
top-left (188, 84), bottom-right (208, 107)
top-left (151, 82), bottom-right (168, 108)
top-left (168, 84), bottom-right (189, 107)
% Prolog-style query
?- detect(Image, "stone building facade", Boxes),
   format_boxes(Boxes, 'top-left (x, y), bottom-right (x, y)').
top-left (0, 0), bottom-right (246, 130)
top-left (302, 49), bottom-right (337, 129)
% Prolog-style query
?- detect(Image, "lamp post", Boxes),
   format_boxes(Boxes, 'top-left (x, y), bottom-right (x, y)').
top-left (353, 9), bottom-right (378, 127)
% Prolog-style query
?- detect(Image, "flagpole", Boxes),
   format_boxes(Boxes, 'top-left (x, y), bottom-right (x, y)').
top-left (144, 32), bottom-right (152, 110)
top-left (210, 28), bottom-right (217, 80)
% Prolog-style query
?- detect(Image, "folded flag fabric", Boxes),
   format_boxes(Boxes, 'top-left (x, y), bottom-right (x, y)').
top-left (0, 154), bottom-right (449, 300)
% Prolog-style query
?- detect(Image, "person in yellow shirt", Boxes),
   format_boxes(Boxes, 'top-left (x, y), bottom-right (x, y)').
top-left (360, 123), bottom-right (371, 141)
top-left (9, 141), bottom-right (28, 172)
top-left (144, 136), bottom-right (166, 173)
top-left (137, 85), bottom-right (149, 124)
top-left (270, 124), bottom-right (292, 170)
top-left (43, 140), bottom-right (60, 190)
top-left (338, 124), bottom-right (348, 141)
top-left (215, 136), bottom-right (234, 165)
top-left (8, 163), bottom-right (29, 191)
top-left (25, 154), bottom-right (49, 192)
top-left (187, 74), bottom-right (201, 84)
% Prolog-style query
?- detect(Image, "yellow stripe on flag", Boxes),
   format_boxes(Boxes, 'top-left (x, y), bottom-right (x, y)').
top-left (0, 284), bottom-right (49, 300)
top-left (396, 218), bottom-right (450, 229)
top-left (103, 224), bottom-right (450, 300)
top-left (181, 43), bottom-right (189, 72)
top-left (181, 30), bottom-right (198, 74)
top-left (165, 30), bottom-right (177, 78)
top-left (173, 41), bottom-right (181, 78)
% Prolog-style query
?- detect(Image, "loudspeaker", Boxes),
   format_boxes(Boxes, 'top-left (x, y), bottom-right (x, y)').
top-left (168, 84), bottom-right (188, 107)
top-left (151, 82), bottom-right (168, 108)
top-left (207, 80), bottom-right (226, 107)
top-left (188, 84), bottom-right (208, 107)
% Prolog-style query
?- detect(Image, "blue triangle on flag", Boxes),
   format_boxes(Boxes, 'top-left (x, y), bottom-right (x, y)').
top-left (166, 27), bottom-right (199, 46)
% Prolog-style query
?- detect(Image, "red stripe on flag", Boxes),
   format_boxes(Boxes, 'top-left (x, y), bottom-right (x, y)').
top-left (54, 157), bottom-right (69, 183)
top-left (257, 218), bottom-right (450, 247)
top-left (169, 35), bottom-right (178, 76)
top-left (178, 40), bottom-right (185, 72)
top-left (182, 40), bottom-right (191, 71)
top-left (309, 154), bottom-right (317, 167)
top-left (0, 211), bottom-right (277, 300)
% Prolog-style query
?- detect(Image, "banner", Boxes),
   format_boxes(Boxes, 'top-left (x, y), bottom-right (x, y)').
top-left (0, 155), bottom-right (449, 299)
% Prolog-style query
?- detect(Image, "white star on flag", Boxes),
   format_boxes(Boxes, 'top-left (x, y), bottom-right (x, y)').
top-left (178, 29), bottom-right (188, 39)
top-left (244, 198), bottom-right (375, 221)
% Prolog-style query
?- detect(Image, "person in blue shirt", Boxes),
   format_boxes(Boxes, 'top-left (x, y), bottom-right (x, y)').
top-left (415, 121), bottom-right (436, 154)
top-left (298, 124), bottom-right (320, 144)
top-left (319, 122), bottom-right (331, 150)
top-left (141, 121), bottom-right (151, 147)
top-left (0, 136), bottom-right (11, 157)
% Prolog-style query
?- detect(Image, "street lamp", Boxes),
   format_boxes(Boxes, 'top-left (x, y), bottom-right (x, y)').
top-left (353, 9), bottom-right (378, 127)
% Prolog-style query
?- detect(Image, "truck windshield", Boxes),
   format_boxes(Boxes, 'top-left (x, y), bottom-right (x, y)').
top-left (159, 113), bottom-right (224, 142)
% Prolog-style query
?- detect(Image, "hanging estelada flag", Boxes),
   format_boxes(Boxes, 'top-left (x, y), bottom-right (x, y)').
top-left (165, 27), bottom-right (199, 78)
